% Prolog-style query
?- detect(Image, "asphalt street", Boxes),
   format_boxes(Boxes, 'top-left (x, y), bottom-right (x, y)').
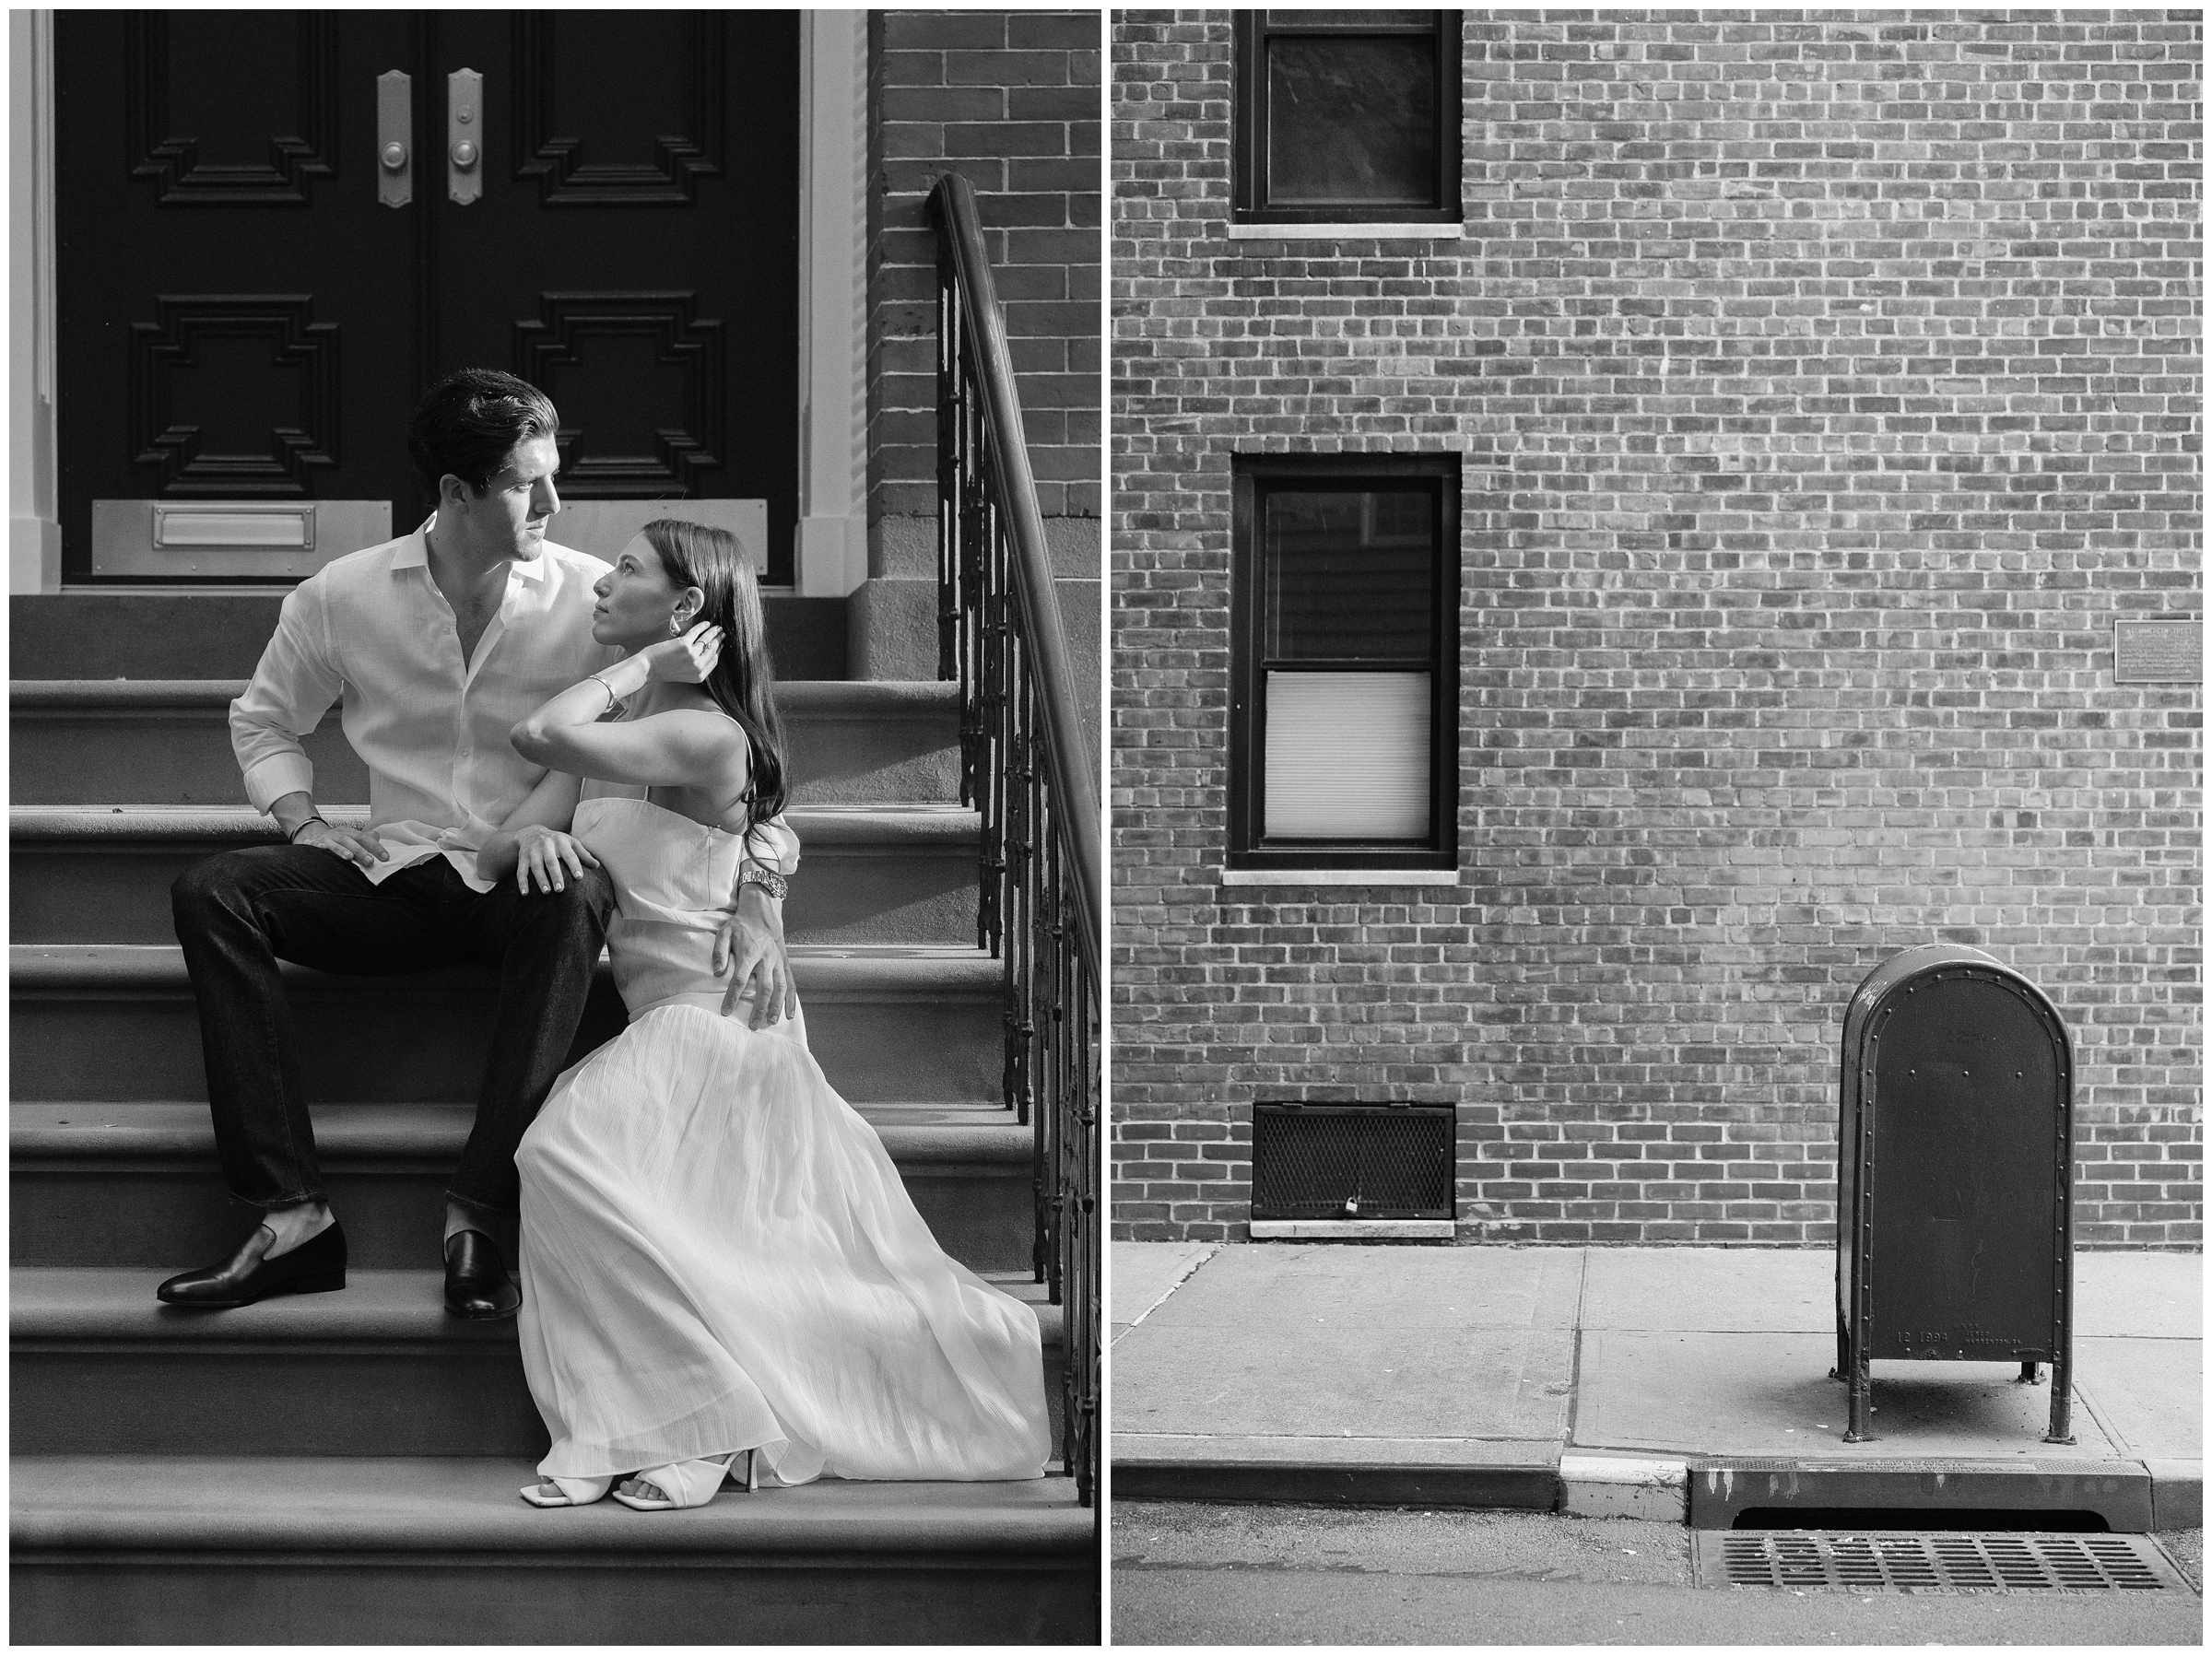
top-left (1111, 1502), bottom-right (2206, 1647)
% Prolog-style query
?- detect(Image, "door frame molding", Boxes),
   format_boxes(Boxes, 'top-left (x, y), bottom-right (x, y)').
top-left (796, 8), bottom-right (865, 598)
top-left (11, 9), bottom-right (61, 593)
top-left (14, 10), bottom-right (864, 599)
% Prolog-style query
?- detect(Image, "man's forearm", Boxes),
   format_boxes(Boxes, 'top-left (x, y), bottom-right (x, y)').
top-left (267, 791), bottom-right (323, 839)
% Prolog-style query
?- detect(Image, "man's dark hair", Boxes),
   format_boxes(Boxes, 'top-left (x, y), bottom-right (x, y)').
top-left (406, 370), bottom-right (559, 497)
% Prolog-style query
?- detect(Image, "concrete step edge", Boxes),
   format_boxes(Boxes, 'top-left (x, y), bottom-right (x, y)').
top-left (12, 943), bottom-right (1004, 1001)
top-left (9, 1456), bottom-right (1090, 1556)
top-left (12, 679), bottom-right (961, 715)
top-left (11, 1101), bottom-right (1031, 1167)
top-left (12, 803), bottom-right (982, 847)
top-left (10, 1266), bottom-right (1064, 1347)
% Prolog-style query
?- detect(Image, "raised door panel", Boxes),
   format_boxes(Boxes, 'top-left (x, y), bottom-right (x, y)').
top-left (55, 10), bottom-right (425, 579)
top-left (430, 12), bottom-right (800, 583)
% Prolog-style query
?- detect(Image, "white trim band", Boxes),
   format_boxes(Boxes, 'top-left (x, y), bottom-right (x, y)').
top-left (1249, 1219), bottom-right (1456, 1240)
top-left (1220, 868), bottom-right (1463, 887)
top-left (1227, 222), bottom-right (1467, 241)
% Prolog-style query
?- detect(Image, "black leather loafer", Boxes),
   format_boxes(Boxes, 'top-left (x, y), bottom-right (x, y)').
top-left (157, 1220), bottom-right (347, 1309)
top-left (444, 1229), bottom-right (521, 1320)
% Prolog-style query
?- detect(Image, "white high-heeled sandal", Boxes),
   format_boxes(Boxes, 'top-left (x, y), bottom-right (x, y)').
top-left (520, 1473), bottom-right (612, 1508)
top-left (611, 1450), bottom-right (757, 1511)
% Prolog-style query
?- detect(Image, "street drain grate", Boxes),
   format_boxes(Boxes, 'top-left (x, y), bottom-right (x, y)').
top-left (1693, 1532), bottom-right (2188, 1594)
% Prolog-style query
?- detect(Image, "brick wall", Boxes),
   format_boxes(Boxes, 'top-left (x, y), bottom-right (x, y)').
top-left (1112, 10), bottom-right (2204, 1247)
top-left (868, 10), bottom-right (1102, 526)
top-left (858, 10), bottom-right (1102, 691)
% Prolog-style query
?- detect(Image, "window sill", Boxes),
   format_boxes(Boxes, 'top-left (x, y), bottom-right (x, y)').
top-left (1250, 1219), bottom-right (1456, 1240)
top-left (1220, 868), bottom-right (1462, 887)
top-left (1226, 221), bottom-right (1466, 241)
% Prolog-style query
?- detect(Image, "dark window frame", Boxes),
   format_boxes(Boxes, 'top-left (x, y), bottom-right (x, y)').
top-left (1229, 452), bottom-right (1461, 871)
top-left (1231, 10), bottom-right (1463, 225)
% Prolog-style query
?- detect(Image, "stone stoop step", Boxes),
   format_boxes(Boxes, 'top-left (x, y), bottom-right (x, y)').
top-left (10, 1458), bottom-right (1094, 1645)
top-left (12, 1100), bottom-right (1034, 1274)
top-left (9, 663), bottom-right (1095, 1642)
top-left (11, 804), bottom-right (984, 948)
top-left (9, 679), bottom-right (963, 808)
top-left (12, 944), bottom-right (1006, 1106)
top-left (11, 1267), bottom-right (1066, 1459)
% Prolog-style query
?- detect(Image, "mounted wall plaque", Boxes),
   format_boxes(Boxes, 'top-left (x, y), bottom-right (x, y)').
top-left (91, 499), bottom-right (392, 578)
top-left (2114, 619), bottom-right (2203, 684)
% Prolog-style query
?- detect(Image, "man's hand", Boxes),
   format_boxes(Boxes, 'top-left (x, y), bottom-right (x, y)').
top-left (294, 818), bottom-right (391, 873)
top-left (712, 886), bottom-right (797, 1029)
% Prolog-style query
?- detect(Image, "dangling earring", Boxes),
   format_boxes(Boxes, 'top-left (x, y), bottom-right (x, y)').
top-left (669, 613), bottom-right (684, 637)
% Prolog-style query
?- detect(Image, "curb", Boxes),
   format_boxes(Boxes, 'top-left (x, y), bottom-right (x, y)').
top-left (1114, 1446), bottom-right (2186, 1533)
top-left (1686, 1456), bottom-right (2156, 1532)
top-left (2145, 1458), bottom-right (2203, 1532)
top-left (1559, 1453), bottom-right (1688, 1521)
top-left (1112, 1458), bottom-right (1558, 1509)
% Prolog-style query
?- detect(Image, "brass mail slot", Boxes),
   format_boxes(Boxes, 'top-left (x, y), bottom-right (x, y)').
top-left (155, 507), bottom-right (313, 549)
top-left (92, 500), bottom-right (392, 579)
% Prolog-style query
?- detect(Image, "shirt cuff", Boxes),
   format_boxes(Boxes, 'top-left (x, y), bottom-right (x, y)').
top-left (241, 753), bottom-right (316, 815)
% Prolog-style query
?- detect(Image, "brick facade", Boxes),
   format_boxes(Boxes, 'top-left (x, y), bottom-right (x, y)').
top-left (858, 10), bottom-right (1103, 696)
top-left (870, 8), bottom-right (1102, 525)
top-left (1111, 11), bottom-right (2204, 1247)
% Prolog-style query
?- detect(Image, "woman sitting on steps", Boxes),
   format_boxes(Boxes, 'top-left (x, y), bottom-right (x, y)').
top-left (478, 519), bottom-right (1051, 1510)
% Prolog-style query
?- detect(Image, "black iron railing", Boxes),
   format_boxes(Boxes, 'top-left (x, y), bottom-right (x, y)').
top-left (929, 172), bottom-right (1102, 1510)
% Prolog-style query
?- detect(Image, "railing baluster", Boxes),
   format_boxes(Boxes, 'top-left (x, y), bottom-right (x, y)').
top-left (928, 173), bottom-right (1101, 1512)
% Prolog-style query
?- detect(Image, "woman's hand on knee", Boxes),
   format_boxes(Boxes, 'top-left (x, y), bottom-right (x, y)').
top-left (514, 825), bottom-right (601, 895)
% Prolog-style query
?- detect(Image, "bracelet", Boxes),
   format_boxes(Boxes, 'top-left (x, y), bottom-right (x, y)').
top-left (586, 675), bottom-right (620, 715)
top-left (737, 864), bottom-right (789, 901)
top-left (286, 815), bottom-right (328, 843)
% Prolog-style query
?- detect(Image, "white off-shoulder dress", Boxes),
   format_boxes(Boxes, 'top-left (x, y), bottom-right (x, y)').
top-left (513, 782), bottom-right (1050, 1487)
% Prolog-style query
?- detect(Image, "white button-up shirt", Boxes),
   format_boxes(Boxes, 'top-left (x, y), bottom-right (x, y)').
top-left (230, 529), bottom-right (796, 891)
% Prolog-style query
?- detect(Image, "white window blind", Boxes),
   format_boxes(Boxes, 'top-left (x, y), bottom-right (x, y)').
top-left (1263, 670), bottom-right (1430, 839)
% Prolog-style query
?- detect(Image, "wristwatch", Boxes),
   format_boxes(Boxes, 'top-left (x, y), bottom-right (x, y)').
top-left (736, 864), bottom-right (789, 901)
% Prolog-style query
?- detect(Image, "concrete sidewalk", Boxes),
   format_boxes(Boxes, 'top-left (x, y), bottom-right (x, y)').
top-left (1111, 1244), bottom-right (2202, 1531)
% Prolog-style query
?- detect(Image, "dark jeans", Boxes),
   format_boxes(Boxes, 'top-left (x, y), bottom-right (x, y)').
top-left (171, 845), bottom-right (615, 1217)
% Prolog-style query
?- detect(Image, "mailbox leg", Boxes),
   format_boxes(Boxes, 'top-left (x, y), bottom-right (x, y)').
top-left (2044, 1352), bottom-right (2075, 1446)
top-left (2017, 1360), bottom-right (2041, 1386)
top-left (1843, 1354), bottom-right (1875, 1443)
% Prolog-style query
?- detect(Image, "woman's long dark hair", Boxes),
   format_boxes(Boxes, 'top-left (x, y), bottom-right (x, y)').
top-left (640, 519), bottom-right (790, 848)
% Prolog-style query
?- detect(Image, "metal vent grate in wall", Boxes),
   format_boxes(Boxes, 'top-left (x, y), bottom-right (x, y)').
top-left (1250, 1103), bottom-right (1453, 1221)
top-left (1692, 1532), bottom-right (2184, 1593)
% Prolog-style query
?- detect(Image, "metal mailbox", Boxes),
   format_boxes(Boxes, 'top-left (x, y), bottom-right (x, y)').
top-left (1833, 944), bottom-right (2075, 1444)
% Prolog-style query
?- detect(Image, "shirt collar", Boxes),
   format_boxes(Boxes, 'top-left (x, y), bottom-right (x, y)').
top-left (393, 519), bottom-right (552, 584)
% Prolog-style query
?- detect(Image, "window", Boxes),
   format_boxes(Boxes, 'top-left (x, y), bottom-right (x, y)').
top-left (1232, 11), bottom-right (1461, 225)
top-left (1230, 455), bottom-right (1459, 870)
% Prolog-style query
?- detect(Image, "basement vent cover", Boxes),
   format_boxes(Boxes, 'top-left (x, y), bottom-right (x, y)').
top-left (1250, 1103), bottom-right (1453, 1221)
top-left (1693, 1532), bottom-right (2185, 1594)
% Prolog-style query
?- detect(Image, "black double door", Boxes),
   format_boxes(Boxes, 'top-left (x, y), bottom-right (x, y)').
top-left (55, 11), bottom-right (800, 583)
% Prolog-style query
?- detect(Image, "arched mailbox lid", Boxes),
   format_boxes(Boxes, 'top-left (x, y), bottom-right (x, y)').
top-left (1840, 943), bottom-right (2074, 1111)
top-left (1837, 944), bottom-right (2075, 1364)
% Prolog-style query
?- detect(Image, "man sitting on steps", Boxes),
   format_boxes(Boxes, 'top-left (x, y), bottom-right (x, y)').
top-left (159, 368), bottom-right (797, 1317)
